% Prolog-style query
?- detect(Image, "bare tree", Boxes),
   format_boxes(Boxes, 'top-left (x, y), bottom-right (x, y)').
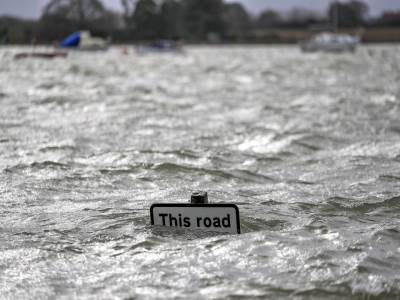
top-left (121, 0), bottom-right (138, 27)
top-left (43, 0), bottom-right (108, 27)
top-left (40, 0), bottom-right (117, 40)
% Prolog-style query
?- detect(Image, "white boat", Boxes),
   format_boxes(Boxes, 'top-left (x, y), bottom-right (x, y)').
top-left (301, 32), bottom-right (360, 53)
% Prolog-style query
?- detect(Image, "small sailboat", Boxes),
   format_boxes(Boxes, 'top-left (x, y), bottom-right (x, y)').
top-left (300, 32), bottom-right (359, 53)
top-left (300, 1), bottom-right (361, 53)
top-left (59, 31), bottom-right (109, 51)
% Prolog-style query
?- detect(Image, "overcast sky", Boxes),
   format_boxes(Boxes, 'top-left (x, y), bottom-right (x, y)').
top-left (1, 0), bottom-right (400, 19)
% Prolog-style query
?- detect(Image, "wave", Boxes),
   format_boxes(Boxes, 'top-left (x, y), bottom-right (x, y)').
top-left (323, 196), bottom-right (400, 213)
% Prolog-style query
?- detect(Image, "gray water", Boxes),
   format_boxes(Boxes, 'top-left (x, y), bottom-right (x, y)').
top-left (1, 45), bottom-right (400, 299)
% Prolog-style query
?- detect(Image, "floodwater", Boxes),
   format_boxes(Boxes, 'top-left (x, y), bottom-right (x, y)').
top-left (1, 45), bottom-right (400, 299)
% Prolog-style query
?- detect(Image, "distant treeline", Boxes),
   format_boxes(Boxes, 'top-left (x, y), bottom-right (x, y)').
top-left (1, 0), bottom-right (400, 44)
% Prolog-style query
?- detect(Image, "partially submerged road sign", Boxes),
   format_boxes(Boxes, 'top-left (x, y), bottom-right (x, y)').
top-left (150, 203), bottom-right (241, 234)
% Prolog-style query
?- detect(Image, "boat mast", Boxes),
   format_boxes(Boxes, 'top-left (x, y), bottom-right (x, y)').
top-left (333, 0), bottom-right (339, 33)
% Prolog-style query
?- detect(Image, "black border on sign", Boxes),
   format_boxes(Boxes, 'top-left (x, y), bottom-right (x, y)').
top-left (150, 203), bottom-right (241, 234)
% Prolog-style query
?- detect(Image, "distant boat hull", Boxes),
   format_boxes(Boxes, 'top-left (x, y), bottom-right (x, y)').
top-left (136, 40), bottom-right (183, 54)
top-left (136, 47), bottom-right (183, 54)
top-left (14, 52), bottom-right (68, 60)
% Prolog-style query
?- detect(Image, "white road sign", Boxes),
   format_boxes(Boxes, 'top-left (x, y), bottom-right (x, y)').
top-left (150, 203), bottom-right (241, 234)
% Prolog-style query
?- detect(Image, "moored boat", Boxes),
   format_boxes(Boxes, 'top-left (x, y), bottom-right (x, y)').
top-left (14, 51), bottom-right (68, 60)
top-left (300, 32), bottom-right (360, 53)
top-left (136, 40), bottom-right (183, 54)
top-left (59, 31), bottom-right (109, 51)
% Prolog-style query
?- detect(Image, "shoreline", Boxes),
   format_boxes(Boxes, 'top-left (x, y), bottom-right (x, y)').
top-left (2, 27), bottom-right (400, 46)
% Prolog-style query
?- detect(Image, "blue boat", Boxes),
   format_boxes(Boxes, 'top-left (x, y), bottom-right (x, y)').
top-left (136, 40), bottom-right (184, 54)
top-left (59, 31), bottom-right (109, 51)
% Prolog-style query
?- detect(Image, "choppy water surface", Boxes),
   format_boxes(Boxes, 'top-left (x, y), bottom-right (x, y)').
top-left (1, 45), bottom-right (400, 299)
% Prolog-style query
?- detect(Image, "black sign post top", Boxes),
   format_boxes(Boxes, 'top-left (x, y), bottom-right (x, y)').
top-left (190, 191), bottom-right (208, 204)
